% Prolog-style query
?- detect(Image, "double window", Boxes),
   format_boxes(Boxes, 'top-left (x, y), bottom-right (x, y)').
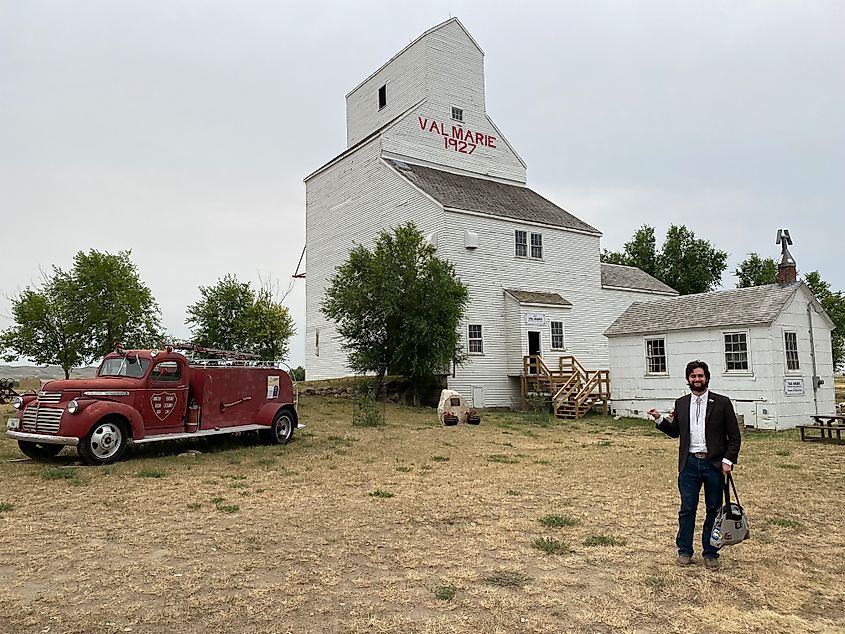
top-left (784, 331), bottom-right (799, 371)
top-left (550, 321), bottom-right (565, 350)
top-left (645, 338), bottom-right (667, 374)
top-left (515, 230), bottom-right (543, 259)
top-left (724, 332), bottom-right (749, 371)
top-left (468, 324), bottom-right (484, 354)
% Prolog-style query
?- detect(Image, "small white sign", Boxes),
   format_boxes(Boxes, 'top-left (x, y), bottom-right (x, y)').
top-left (783, 378), bottom-right (804, 396)
top-left (525, 312), bottom-right (545, 326)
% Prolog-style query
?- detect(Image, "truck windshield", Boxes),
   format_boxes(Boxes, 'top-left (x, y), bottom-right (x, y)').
top-left (99, 355), bottom-right (150, 378)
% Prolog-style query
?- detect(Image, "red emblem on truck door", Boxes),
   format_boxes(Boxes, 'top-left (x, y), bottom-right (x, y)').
top-left (151, 392), bottom-right (178, 420)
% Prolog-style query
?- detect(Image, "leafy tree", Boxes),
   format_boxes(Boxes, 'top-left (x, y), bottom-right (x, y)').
top-left (322, 222), bottom-right (469, 401)
top-left (186, 275), bottom-right (295, 361)
top-left (804, 271), bottom-right (845, 370)
top-left (735, 253), bottom-right (778, 288)
top-left (1, 250), bottom-right (162, 378)
top-left (601, 224), bottom-right (728, 295)
top-left (290, 366), bottom-right (305, 382)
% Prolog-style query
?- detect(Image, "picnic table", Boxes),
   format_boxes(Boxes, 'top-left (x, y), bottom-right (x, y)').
top-left (797, 414), bottom-right (845, 444)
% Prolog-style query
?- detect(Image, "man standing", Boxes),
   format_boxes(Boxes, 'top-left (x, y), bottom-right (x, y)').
top-left (648, 360), bottom-right (741, 569)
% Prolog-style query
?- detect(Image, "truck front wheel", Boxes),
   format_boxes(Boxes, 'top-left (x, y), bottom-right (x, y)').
top-left (18, 441), bottom-right (63, 460)
top-left (78, 418), bottom-right (129, 465)
top-left (266, 409), bottom-right (294, 445)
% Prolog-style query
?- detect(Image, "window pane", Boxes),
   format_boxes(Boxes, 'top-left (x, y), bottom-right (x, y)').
top-left (551, 321), bottom-right (564, 349)
top-left (785, 331), bottom-right (799, 370)
top-left (724, 333), bottom-right (749, 370)
top-left (530, 232), bottom-right (543, 259)
top-left (645, 338), bottom-right (666, 373)
top-left (469, 324), bottom-right (483, 354)
top-left (515, 230), bottom-right (527, 257)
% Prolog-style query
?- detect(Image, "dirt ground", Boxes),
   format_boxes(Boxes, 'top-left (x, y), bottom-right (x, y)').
top-left (1, 396), bottom-right (843, 634)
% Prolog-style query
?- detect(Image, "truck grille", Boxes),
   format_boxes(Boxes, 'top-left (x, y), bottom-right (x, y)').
top-left (37, 391), bottom-right (62, 404)
top-left (21, 404), bottom-right (63, 434)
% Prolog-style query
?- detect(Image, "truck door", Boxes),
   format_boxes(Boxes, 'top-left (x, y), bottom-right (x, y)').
top-left (141, 360), bottom-right (189, 431)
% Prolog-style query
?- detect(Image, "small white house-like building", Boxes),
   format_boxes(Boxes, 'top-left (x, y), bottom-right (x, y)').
top-left (604, 281), bottom-right (836, 429)
top-left (304, 18), bottom-right (676, 408)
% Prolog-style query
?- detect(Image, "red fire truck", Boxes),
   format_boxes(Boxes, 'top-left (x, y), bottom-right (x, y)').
top-left (6, 345), bottom-right (299, 465)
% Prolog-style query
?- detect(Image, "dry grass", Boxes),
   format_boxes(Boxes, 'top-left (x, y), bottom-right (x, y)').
top-left (1, 397), bottom-right (843, 633)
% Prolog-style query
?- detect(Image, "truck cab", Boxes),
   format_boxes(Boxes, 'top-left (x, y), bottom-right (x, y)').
top-left (7, 346), bottom-right (298, 465)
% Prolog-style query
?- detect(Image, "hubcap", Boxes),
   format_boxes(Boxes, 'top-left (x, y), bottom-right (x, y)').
top-left (90, 423), bottom-right (122, 459)
top-left (276, 416), bottom-right (291, 442)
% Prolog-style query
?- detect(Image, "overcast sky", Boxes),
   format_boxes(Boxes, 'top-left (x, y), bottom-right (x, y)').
top-left (2, 0), bottom-right (843, 367)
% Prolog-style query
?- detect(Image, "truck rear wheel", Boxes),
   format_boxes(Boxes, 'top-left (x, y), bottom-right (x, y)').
top-left (78, 418), bottom-right (129, 465)
top-left (18, 441), bottom-right (63, 460)
top-left (266, 409), bottom-right (294, 445)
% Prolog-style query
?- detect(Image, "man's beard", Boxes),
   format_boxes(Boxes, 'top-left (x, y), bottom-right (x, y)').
top-left (688, 379), bottom-right (709, 392)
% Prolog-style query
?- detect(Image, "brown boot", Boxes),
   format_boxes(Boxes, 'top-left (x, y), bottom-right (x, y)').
top-left (677, 555), bottom-right (692, 566)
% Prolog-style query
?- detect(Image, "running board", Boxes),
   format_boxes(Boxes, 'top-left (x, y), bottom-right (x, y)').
top-left (133, 422), bottom-right (305, 444)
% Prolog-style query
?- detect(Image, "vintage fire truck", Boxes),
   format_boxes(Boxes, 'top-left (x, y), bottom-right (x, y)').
top-left (6, 345), bottom-right (299, 465)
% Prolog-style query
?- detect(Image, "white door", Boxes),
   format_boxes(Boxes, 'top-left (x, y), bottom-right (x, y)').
top-left (471, 386), bottom-right (484, 409)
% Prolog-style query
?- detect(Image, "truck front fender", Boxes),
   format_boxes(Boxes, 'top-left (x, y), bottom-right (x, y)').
top-left (66, 400), bottom-right (147, 440)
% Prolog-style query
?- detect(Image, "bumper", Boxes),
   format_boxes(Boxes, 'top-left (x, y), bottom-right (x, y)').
top-left (7, 430), bottom-right (79, 446)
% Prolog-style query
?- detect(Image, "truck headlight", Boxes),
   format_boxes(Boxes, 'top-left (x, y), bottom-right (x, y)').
top-left (67, 399), bottom-right (79, 414)
top-left (12, 396), bottom-right (23, 409)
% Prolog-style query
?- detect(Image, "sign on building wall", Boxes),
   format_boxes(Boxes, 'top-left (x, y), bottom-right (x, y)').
top-left (525, 313), bottom-right (545, 326)
top-left (783, 378), bottom-right (805, 396)
top-left (418, 117), bottom-right (497, 155)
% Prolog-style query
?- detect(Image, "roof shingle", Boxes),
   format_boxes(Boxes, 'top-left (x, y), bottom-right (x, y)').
top-left (601, 263), bottom-right (678, 295)
top-left (604, 283), bottom-right (802, 337)
top-left (505, 289), bottom-right (572, 306)
top-left (387, 160), bottom-right (600, 234)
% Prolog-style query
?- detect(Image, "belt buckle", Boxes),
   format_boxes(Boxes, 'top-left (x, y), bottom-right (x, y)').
top-left (693, 451), bottom-right (707, 459)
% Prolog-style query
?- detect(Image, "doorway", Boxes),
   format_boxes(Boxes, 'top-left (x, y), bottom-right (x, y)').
top-left (528, 331), bottom-right (541, 374)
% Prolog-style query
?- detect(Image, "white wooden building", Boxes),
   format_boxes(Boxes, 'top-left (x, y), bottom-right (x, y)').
top-left (604, 281), bottom-right (836, 429)
top-left (305, 18), bottom-right (676, 408)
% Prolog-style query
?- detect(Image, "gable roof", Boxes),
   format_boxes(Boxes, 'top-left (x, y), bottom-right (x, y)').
top-left (603, 283), bottom-right (824, 337)
top-left (601, 263), bottom-right (678, 295)
top-left (386, 159), bottom-right (600, 234)
top-left (505, 289), bottom-right (572, 306)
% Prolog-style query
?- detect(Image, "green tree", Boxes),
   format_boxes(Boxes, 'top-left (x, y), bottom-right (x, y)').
top-left (322, 222), bottom-right (469, 401)
top-left (186, 275), bottom-right (295, 361)
top-left (601, 224), bottom-right (728, 295)
top-left (1, 250), bottom-right (162, 378)
top-left (735, 253), bottom-right (778, 288)
top-left (804, 271), bottom-right (845, 370)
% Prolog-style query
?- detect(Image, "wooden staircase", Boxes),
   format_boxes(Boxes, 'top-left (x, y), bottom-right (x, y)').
top-left (521, 355), bottom-right (610, 420)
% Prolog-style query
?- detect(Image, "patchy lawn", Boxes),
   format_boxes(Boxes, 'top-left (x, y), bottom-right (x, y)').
top-left (0, 397), bottom-right (843, 633)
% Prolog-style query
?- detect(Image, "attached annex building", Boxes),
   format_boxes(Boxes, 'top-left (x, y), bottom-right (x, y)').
top-left (605, 281), bottom-right (836, 430)
top-left (305, 18), bottom-right (675, 408)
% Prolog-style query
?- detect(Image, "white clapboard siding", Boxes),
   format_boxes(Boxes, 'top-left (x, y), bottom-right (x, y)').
top-left (305, 141), bottom-right (445, 379)
top-left (607, 284), bottom-right (836, 429)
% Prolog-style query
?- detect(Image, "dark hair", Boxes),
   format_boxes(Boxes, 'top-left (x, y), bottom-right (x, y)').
top-left (685, 360), bottom-right (710, 381)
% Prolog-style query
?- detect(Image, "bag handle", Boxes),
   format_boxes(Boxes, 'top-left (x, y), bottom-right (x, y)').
top-left (723, 472), bottom-right (744, 520)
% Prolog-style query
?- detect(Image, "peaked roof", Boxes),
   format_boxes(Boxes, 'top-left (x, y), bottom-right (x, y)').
top-left (505, 290), bottom-right (572, 306)
top-left (346, 18), bottom-right (483, 98)
top-left (601, 263), bottom-right (678, 295)
top-left (604, 283), bottom-right (818, 337)
top-left (386, 160), bottom-right (600, 234)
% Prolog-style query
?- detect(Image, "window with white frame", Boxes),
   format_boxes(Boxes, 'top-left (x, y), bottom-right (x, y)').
top-left (530, 232), bottom-right (543, 259)
top-left (550, 321), bottom-right (565, 350)
top-left (724, 332), bottom-right (749, 371)
top-left (514, 230), bottom-right (527, 257)
top-left (468, 324), bottom-right (484, 354)
top-left (784, 331), bottom-right (799, 371)
top-left (645, 337), bottom-right (667, 374)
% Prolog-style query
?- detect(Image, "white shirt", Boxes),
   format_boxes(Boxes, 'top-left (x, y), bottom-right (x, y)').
top-left (688, 390), bottom-right (709, 454)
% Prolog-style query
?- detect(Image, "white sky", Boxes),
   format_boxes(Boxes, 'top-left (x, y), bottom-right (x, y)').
top-left (2, 1), bottom-right (843, 368)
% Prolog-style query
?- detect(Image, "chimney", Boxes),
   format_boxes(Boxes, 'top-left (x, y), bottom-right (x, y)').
top-left (776, 229), bottom-right (797, 284)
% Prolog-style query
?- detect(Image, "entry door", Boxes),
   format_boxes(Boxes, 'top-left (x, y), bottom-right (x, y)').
top-left (471, 386), bottom-right (484, 409)
top-left (528, 331), bottom-right (541, 374)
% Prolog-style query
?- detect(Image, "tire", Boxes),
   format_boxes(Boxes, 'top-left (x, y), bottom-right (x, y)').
top-left (77, 418), bottom-right (129, 465)
top-left (18, 441), bottom-right (63, 460)
top-left (443, 414), bottom-right (458, 427)
top-left (266, 409), bottom-right (294, 445)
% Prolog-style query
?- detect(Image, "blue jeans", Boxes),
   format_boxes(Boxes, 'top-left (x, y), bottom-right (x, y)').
top-left (677, 453), bottom-right (724, 559)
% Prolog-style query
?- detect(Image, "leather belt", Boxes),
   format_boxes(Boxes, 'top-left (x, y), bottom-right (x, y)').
top-left (690, 451), bottom-right (707, 459)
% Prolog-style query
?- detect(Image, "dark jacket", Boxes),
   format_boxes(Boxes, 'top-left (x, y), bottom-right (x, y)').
top-left (657, 391), bottom-right (741, 472)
